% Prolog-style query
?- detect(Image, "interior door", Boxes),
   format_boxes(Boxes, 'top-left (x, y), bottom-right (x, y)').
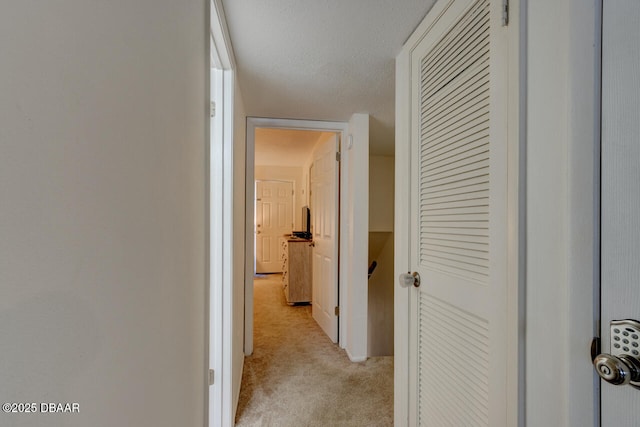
top-left (255, 180), bottom-right (293, 273)
top-left (600, 1), bottom-right (640, 424)
top-left (310, 134), bottom-right (339, 342)
top-left (403, 0), bottom-right (515, 425)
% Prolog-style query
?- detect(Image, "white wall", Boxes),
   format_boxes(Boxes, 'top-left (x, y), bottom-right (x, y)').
top-left (369, 156), bottom-right (395, 232)
top-left (0, 1), bottom-right (207, 426)
top-left (526, 1), bottom-right (600, 425)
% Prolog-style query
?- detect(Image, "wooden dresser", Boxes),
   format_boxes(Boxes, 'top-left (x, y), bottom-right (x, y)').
top-left (280, 236), bottom-right (312, 304)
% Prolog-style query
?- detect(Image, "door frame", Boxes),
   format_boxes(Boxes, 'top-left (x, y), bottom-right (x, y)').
top-left (244, 117), bottom-right (350, 356)
top-left (394, 0), bottom-right (524, 424)
top-left (254, 178), bottom-right (296, 273)
top-left (208, 1), bottom-right (237, 426)
top-left (523, 1), bottom-right (602, 425)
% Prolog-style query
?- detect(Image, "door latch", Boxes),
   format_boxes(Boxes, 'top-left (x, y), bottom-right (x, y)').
top-left (592, 319), bottom-right (640, 389)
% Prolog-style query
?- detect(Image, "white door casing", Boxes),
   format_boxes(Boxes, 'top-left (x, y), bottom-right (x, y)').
top-left (396, 0), bottom-right (520, 425)
top-left (255, 180), bottom-right (293, 273)
top-left (245, 118), bottom-right (358, 359)
top-left (311, 133), bottom-right (339, 343)
top-left (600, 1), bottom-right (640, 424)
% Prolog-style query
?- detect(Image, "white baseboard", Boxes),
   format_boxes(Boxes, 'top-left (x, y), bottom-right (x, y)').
top-left (345, 348), bottom-right (367, 363)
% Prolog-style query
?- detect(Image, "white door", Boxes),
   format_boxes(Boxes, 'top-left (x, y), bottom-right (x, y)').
top-left (600, 1), bottom-right (640, 424)
top-left (255, 180), bottom-right (293, 273)
top-left (399, 0), bottom-right (517, 425)
top-left (310, 134), bottom-right (339, 342)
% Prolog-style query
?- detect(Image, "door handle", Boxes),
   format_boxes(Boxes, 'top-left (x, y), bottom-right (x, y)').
top-left (398, 272), bottom-right (420, 288)
top-left (592, 319), bottom-right (640, 389)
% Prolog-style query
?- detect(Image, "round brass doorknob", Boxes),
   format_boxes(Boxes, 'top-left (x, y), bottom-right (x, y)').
top-left (593, 353), bottom-right (640, 385)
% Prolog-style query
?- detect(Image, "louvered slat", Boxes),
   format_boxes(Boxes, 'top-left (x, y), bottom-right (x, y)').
top-left (418, 0), bottom-right (490, 284)
top-left (420, 2), bottom-right (490, 97)
top-left (419, 294), bottom-right (490, 426)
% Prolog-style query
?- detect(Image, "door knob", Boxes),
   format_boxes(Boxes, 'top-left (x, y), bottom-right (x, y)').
top-left (594, 353), bottom-right (640, 385)
top-left (399, 272), bottom-right (420, 288)
top-left (592, 319), bottom-right (640, 388)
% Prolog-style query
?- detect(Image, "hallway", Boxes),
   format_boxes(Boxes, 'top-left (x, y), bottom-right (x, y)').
top-left (235, 275), bottom-right (393, 426)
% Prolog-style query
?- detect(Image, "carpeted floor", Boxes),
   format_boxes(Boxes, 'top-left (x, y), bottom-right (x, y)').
top-left (235, 275), bottom-right (393, 426)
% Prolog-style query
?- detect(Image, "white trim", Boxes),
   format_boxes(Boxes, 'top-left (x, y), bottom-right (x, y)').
top-left (524, 1), bottom-right (601, 425)
top-left (345, 349), bottom-right (367, 363)
top-left (209, 67), bottom-right (235, 427)
top-left (566, 2), bottom-right (601, 424)
top-left (566, 0), bottom-right (602, 424)
top-left (394, 44), bottom-right (411, 427)
top-left (344, 113), bottom-right (369, 362)
top-left (221, 69), bottom-right (236, 427)
top-left (505, 1), bottom-right (524, 425)
top-left (208, 2), bottom-right (236, 425)
top-left (245, 117), bottom-right (350, 356)
top-left (208, 68), bottom-right (222, 427)
top-left (210, 0), bottom-right (235, 70)
top-left (514, 2), bottom-right (527, 425)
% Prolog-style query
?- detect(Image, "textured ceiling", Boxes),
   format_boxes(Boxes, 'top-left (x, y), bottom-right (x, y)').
top-left (222, 0), bottom-right (437, 155)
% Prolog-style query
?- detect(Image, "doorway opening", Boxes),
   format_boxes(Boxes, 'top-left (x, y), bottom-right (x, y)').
top-left (252, 127), bottom-right (341, 343)
top-left (244, 118), bottom-right (351, 356)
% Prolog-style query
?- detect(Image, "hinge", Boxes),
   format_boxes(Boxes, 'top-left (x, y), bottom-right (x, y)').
top-left (334, 306), bottom-right (340, 316)
top-left (336, 151), bottom-right (341, 162)
top-left (501, 0), bottom-right (509, 27)
top-left (208, 369), bottom-right (214, 385)
top-left (210, 101), bottom-right (216, 118)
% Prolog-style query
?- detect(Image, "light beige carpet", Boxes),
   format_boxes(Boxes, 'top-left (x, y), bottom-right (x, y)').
top-left (235, 275), bottom-right (393, 427)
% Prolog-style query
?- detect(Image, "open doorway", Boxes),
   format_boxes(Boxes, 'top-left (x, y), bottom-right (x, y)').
top-left (245, 118), bottom-right (356, 358)
top-left (245, 115), bottom-right (372, 364)
top-left (252, 128), bottom-right (340, 342)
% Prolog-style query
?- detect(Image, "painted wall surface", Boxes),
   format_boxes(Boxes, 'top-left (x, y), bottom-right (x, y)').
top-left (369, 156), bottom-right (395, 232)
top-left (254, 166), bottom-right (305, 230)
top-left (526, 1), bottom-right (599, 425)
top-left (0, 1), bottom-right (207, 426)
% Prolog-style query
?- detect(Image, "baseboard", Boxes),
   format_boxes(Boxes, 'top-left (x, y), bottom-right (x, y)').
top-left (232, 358), bottom-right (244, 422)
top-left (345, 348), bottom-right (367, 363)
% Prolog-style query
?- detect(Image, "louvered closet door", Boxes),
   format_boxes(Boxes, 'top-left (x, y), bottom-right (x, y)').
top-left (407, 0), bottom-right (511, 425)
